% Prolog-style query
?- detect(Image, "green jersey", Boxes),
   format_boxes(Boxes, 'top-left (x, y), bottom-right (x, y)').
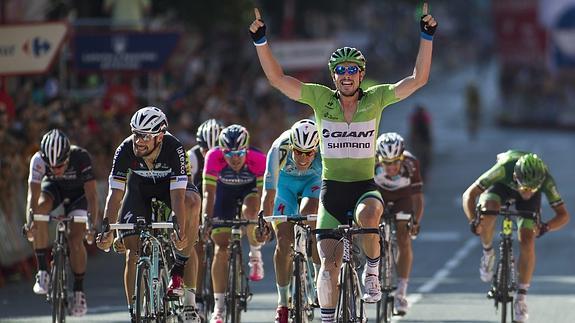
top-left (476, 150), bottom-right (563, 207)
top-left (298, 83), bottom-right (399, 182)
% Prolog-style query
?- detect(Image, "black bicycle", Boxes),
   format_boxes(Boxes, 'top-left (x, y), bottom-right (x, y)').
top-left (211, 213), bottom-right (257, 323)
top-left (476, 202), bottom-right (538, 323)
top-left (197, 215), bottom-right (215, 321)
top-left (263, 214), bottom-right (317, 323)
top-left (29, 202), bottom-right (92, 323)
top-left (376, 201), bottom-right (399, 322)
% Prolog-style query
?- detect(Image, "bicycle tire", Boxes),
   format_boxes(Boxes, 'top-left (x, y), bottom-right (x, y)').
top-left (226, 242), bottom-right (242, 323)
top-left (336, 264), bottom-right (352, 322)
top-left (51, 248), bottom-right (66, 323)
top-left (135, 263), bottom-right (152, 322)
top-left (292, 256), bottom-right (307, 323)
top-left (203, 241), bottom-right (215, 319)
top-left (498, 240), bottom-right (510, 323)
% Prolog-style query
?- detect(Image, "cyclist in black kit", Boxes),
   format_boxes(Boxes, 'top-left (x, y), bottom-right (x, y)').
top-left (97, 107), bottom-right (202, 322)
top-left (187, 118), bottom-right (224, 314)
top-left (25, 129), bottom-right (99, 316)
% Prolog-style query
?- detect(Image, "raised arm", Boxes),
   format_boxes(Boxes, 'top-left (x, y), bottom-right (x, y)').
top-left (249, 8), bottom-right (302, 101)
top-left (394, 2), bottom-right (437, 100)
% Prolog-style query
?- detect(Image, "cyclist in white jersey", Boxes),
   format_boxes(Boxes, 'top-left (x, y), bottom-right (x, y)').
top-left (249, 3), bottom-right (437, 322)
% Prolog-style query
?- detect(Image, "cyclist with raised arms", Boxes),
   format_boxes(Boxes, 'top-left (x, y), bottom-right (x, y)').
top-left (97, 107), bottom-right (202, 322)
top-left (25, 129), bottom-right (99, 316)
top-left (202, 124), bottom-right (266, 323)
top-left (187, 118), bottom-right (224, 315)
top-left (462, 150), bottom-right (570, 322)
top-left (373, 132), bottom-right (424, 315)
top-left (261, 119), bottom-right (322, 323)
top-left (249, 3), bottom-right (436, 322)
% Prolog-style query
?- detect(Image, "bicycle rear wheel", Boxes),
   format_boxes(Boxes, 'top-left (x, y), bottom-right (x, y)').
top-left (51, 248), bottom-right (67, 323)
top-left (226, 243), bottom-right (242, 323)
top-left (202, 241), bottom-right (215, 319)
top-left (135, 263), bottom-right (153, 322)
top-left (497, 242), bottom-right (510, 323)
top-left (337, 264), bottom-right (360, 322)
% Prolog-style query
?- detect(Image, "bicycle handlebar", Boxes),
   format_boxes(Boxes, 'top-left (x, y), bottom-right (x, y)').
top-left (479, 208), bottom-right (538, 220)
top-left (33, 213), bottom-right (89, 223)
top-left (263, 214), bottom-right (318, 223)
top-left (210, 218), bottom-right (258, 226)
top-left (314, 225), bottom-right (380, 236)
top-left (109, 222), bottom-right (174, 230)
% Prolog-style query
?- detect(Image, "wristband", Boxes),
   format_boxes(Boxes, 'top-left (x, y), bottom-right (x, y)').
top-left (420, 32), bottom-right (433, 41)
top-left (254, 36), bottom-right (267, 46)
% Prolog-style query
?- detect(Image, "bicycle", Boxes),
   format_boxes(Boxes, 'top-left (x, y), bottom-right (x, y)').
top-left (376, 201), bottom-right (415, 321)
top-left (211, 212), bottom-right (257, 323)
top-left (27, 199), bottom-right (92, 323)
top-left (317, 223), bottom-right (381, 323)
top-left (197, 215), bottom-right (215, 321)
top-left (475, 201), bottom-right (538, 323)
top-left (263, 214), bottom-right (317, 323)
top-left (106, 216), bottom-right (181, 323)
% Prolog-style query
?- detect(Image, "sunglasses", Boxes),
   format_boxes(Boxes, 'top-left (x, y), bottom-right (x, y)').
top-left (379, 156), bottom-right (403, 165)
top-left (517, 184), bottom-right (539, 193)
top-left (224, 149), bottom-right (247, 158)
top-left (334, 65), bottom-right (360, 76)
top-left (50, 160), bottom-right (68, 170)
top-left (293, 148), bottom-right (315, 157)
top-left (133, 132), bottom-right (159, 142)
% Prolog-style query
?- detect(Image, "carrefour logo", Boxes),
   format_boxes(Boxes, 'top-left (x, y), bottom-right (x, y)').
top-left (22, 37), bottom-right (51, 57)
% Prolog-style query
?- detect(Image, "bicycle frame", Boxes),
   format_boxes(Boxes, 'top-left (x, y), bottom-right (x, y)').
top-left (478, 202), bottom-right (538, 323)
top-left (264, 214), bottom-right (317, 323)
top-left (110, 219), bottom-right (178, 322)
top-left (33, 212), bottom-right (89, 323)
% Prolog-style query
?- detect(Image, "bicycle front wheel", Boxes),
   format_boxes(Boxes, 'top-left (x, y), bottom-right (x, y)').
top-left (202, 241), bottom-right (215, 319)
top-left (51, 248), bottom-right (67, 323)
top-left (292, 256), bottom-right (308, 323)
top-left (135, 263), bottom-right (153, 322)
top-left (226, 243), bottom-right (242, 323)
top-left (336, 264), bottom-right (356, 322)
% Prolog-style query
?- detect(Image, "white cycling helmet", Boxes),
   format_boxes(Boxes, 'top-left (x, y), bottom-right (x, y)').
top-left (196, 119), bottom-right (224, 150)
top-left (376, 132), bottom-right (405, 161)
top-left (290, 119), bottom-right (319, 151)
top-left (40, 129), bottom-right (71, 167)
top-left (130, 106), bottom-right (168, 134)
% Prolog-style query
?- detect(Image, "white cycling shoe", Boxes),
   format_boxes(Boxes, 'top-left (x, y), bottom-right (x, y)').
top-left (33, 270), bottom-right (50, 295)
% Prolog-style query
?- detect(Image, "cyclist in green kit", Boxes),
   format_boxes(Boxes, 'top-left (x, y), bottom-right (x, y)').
top-left (249, 3), bottom-right (437, 322)
top-left (462, 150), bottom-right (570, 322)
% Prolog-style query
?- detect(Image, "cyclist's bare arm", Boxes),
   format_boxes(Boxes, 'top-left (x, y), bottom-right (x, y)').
top-left (412, 192), bottom-right (424, 223)
top-left (202, 183), bottom-right (216, 220)
top-left (25, 181), bottom-right (41, 223)
top-left (462, 183), bottom-right (483, 221)
top-left (103, 188), bottom-right (124, 224)
top-left (250, 8), bottom-right (302, 101)
top-left (84, 179), bottom-right (99, 225)
top-left (170, 188), bottom-right (187, 243)
top-left (548, 203), bottom-right (570, 232)
top-left (261, 188), bottom-right (276, 216)
top-left (393, 4), bottom-right (435, 100)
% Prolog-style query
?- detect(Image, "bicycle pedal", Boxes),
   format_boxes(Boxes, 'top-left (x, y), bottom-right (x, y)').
top-left (486, 289), bottom-right (495, 299)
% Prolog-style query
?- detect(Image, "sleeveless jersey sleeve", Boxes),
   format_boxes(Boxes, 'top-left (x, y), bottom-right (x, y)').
top-left (169, 143), bottom-right (189, 190)
top-left (108, 140), bottom-right (131, 191)
top-left (203, 148), bottom-right (224, 187)
top-left (28, 152), bottom-right (46, 184)
top-left (298, 83), bottom-right (335, 110)
top-left (541, 174), bottom-right (564, 207)
top-left (476, 163), bottom-right (507, 191)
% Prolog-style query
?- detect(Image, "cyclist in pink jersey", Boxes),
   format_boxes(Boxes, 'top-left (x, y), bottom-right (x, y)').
top-left (202, 124), bottom-right (267, 323)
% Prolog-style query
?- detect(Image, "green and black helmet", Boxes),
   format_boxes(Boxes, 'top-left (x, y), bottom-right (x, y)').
top-left (514, 153), bottom-right (547, 190)
top-left (328, 47), bottom-right (366, 73)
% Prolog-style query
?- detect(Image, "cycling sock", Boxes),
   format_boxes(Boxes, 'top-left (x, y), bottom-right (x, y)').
top-left (516, 284), bottom-right (529, 300)
top-left (249, 245), bottom-right (262, 259)
top-left (397, 278), bottom-right (409, 297)
top-left (35, 248), bottom-right (50, 271)
top-left (320, 308), bottom-right (335, 322)
top-left (313, 263), bottom-right (321, 278)
top-left (73, 272), bottom-right (85, 292)
top-left (365, 255), bottom-right (379, 276)
top-left (214, 293), bottom-right (225, 313)
top-left (171, 253), bottom-right (189, 277)
top-left (184, 288), bottom-right (196, 307)
top-left (482, 244), bottom-right (493, 252)
top-left (277, 284), bottom-right (289, 307)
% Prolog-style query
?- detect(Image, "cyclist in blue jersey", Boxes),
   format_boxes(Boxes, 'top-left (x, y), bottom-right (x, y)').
top-left (261, 120), bottom-right (322, 323)
top-left (250, 3), bottom-right (437, 322)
